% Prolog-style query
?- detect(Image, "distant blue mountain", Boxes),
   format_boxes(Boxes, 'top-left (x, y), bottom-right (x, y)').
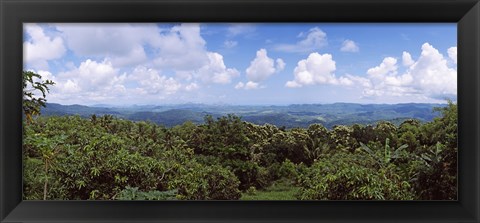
top-left (41, 102), bottom-right (445, 128)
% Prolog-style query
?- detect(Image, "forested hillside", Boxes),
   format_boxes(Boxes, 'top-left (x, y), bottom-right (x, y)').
top-left (23, 102), bottom-right (457, 200)
top-left (41, 102), bottom-right (444, 129)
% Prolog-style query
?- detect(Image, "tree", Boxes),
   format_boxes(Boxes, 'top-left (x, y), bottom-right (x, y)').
top-left (24, 133), bottom-right (66, 199)
top-left (23, 71), bottom-right (55, 124)
top-left (330, 125), bottom-right (357, 152)
top-left (415, 142), bottom-right (457, 200)
top-left (414, 101), bottom-right (457, 200)
top-left (374, 121), bottom-right (398, 146)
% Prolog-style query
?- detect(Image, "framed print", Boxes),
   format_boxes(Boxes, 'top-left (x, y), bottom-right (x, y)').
top-left (1, 0), bottom-right (479, 222)
top-left (20, 22), bottom-right (459, 202)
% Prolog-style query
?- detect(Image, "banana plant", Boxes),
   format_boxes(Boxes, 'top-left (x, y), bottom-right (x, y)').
top-left (303, 137), bottom-right (329, 164)
top-left (360, 138), bottom-right (408, 168)
top-left (419, 142), bottom-right (445, 167)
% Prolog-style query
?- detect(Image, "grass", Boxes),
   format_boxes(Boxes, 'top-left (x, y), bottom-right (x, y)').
top-left (240, 179), bottom-right (300, 200)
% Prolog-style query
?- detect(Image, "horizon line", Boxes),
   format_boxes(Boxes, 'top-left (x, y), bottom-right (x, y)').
top-left (46, 101), bottom-right (452, 108)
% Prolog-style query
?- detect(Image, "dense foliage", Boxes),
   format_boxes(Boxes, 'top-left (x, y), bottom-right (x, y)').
top-left (22, 71), bottom-right (457, 200)
top-left (23, 102), bottom-right (457, 200)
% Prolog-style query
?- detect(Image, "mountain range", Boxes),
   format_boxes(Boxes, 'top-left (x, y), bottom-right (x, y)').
top-left (40, 102), bottom-right (445, 129)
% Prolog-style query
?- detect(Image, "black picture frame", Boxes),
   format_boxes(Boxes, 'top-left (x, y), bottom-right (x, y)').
top-left (1, 0), bottom-right (479, 222)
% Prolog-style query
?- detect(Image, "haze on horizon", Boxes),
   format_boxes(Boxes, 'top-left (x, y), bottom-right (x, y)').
top-left (49, 101), bottom-right (449, 109)
top-left (23, 23), bottom-right (457, 106)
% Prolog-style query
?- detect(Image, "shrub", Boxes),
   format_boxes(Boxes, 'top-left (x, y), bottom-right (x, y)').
top-left (170, 163), bottom-right (241, 200)
top-left (246, 186), bottom-right (257, 195)
top-left (297, 153), bottom-right (414, 200)
top-left (278, 159), bottom-right (298, 180)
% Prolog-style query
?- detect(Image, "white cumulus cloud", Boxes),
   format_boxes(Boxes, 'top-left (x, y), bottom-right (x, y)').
top-left (128, 66), bottom-right (181, 95)
top-left (362, 43), bottom-right (457, 100)
top-left (448, 47), bottom-right (457, 64)
top-left (59, 59), bottom-right (123, 91)
top-left (340, 39), bottom-right (359, 52)
top-left (56, 23), bottom-right (224, 73)
top-left (53, 23), bottom-right (240, 88)
top-left (237, 49), bottom-right (285, 90)
top-left (367, 57), bottom-right (398, 78)
top-left (402, 52), bottom-right (415, 66)
top-left (24, 24), bottom-right (66, 70)
top-left (285, 52), bottom-right (338, 87)
top-left (41, 59), bottom-right (128, 104)
top-left (246, 49), bottom-right (285, 83)
top-left (196, 52), bottom-right (240, 84)
top-left (55, 23), bottom-right (155, 67)
top-left (410, 43), bottom-right (457, 98)
top-left (151, 24), bottom-right (210, 71)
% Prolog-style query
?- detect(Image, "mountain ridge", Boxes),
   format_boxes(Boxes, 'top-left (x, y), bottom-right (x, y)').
top-left (41, 102), bottom-right (445, 129)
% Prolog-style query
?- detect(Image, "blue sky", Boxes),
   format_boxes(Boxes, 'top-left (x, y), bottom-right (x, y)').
top-left (23, 23), bottom-right (457, 106)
